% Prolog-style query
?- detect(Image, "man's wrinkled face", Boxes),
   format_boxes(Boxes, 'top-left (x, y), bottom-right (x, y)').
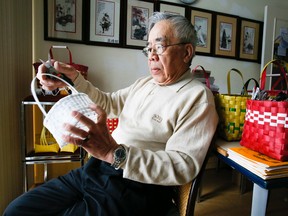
top-left (146, 20), bottom-right (193, 85)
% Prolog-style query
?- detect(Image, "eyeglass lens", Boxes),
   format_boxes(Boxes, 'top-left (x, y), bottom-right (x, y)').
top-left (142, 44), bottom-right (164, 57)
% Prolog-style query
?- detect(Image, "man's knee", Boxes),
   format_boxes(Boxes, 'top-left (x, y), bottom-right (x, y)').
top-left (3, 198), bottom-right (23, 216)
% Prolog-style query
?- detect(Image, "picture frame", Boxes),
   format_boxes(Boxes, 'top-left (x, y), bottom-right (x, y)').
top-left (124, 0), bottom-right (155, 49)
top-left (214, 14), bottom-right (238, 58)
top-left (191, 9), bottom-right (213, 55)
top-left (87, 0), bottom-right (123, 46)
top-left (44, 0), bottom-right (84, 43)
top-left (158, 2), bottom-right (186, 16)
top-left (238, 19), bottom-right (262, 62)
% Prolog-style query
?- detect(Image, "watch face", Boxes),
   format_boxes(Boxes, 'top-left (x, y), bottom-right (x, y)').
top-left (112, 145), bottom-right (127, 169)
top-left (180, 0), bottom-right (197, 4)
top-left (115, 148), bottom-right (126, 159)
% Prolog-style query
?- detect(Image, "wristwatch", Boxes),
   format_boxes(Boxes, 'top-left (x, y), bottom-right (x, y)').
top-left (111, 144), bottom-right (127, 169)
top-left (179, 0), bottom-right (198, 4)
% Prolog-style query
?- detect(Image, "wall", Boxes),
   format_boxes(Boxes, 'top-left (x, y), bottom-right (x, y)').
top-left (33, 0), bottom-right (288, 94)
top-left (0, 0), bottom-right (32, 213)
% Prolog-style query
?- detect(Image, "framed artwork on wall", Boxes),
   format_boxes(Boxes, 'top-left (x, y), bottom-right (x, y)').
top-left (124, 0), bottom-right (155, 49)
top-left (158, 2), bottom-right (186, 16)
top-left (214, 14), bottom-right (238, 58)
top-left (238, 19), bottom-right (262, 62)
top-left (44, 0), bottom-right (84, 43)
top-left (88, 0), bottom-right (123, 46)
top-left (191, 9), bottom-right (213, 55)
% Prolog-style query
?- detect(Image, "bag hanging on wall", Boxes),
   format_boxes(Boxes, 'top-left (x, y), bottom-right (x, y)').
top-left (215, 68), bottom-right (259, 141)
top-left (240, 59), bottom-right (288, 161)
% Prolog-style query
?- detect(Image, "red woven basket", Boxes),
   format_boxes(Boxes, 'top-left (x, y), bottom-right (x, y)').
top-left (106, 118), bottom-right (118, 134)
top-left (240, 100), bottom-right (288, 161)
top-left (240, 60), bottom-right (288, 161)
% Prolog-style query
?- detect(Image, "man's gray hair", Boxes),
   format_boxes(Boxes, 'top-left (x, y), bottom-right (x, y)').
top-left (148, 12), bottom-right (198, 52)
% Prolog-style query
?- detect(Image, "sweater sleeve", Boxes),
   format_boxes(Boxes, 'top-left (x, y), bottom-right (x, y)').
top-left (73, 73), bottom-right (128, 117)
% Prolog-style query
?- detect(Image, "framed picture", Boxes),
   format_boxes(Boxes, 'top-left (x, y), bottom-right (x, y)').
top-left (239, 19), bottom-right (262, 62)
top-left (44, 0), bottom-right (84, 43)
top-left (158, 2), bottom-right (186, 16)
top-left (191, 9), bottom-right (213, 55)
top-left (125, 0), bottom-right (155, 48)
top-left (88, 0), bottom-right (122, 46)
top-left (214, 14), bottom-right (238, 58)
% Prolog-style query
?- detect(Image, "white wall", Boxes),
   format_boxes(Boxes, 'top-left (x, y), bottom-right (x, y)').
top-left (33, 0), bottom-right (288, 94)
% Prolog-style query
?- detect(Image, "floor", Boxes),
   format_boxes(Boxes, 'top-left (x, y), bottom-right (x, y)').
top-left (194, 166), bottom-right (288, 216)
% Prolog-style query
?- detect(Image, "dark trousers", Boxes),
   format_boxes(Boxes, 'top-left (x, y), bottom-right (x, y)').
top-left (3, 157), bottom-right (173, 216)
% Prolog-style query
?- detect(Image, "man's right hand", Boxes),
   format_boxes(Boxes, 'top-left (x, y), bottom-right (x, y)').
top-left (37, 60), bottom-right (79, 91)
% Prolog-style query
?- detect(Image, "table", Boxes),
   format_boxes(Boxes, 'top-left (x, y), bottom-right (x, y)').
top-left (215, 139), bottom-right (288, 216)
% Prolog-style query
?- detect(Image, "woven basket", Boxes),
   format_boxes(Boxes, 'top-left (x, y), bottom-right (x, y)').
top-left (106, 118), bottom-right (119, 134)
top-left (35, 127), bottom-right (59, 153)
top-left (240, 100), bottom-right (288, 161)
top-left (240, 60), bottom-right (288, 161)
top-left (60, 143), bottom-right (78, 153)
top-left (215, 68), bottom-right (259, 141)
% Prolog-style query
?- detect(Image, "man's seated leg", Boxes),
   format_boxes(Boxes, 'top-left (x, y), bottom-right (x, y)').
top-left (3, 167), bottom-right (83, 216)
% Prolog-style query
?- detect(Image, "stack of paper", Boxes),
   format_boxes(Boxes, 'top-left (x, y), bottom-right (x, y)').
top-left (227, 147), bottom-right (288, 180)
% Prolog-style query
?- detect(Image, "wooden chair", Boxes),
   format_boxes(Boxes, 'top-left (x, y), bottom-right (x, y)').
top-left (170, 135), bottom-right (216, 216)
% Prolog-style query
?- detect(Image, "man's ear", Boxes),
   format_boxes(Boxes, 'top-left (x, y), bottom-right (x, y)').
top-left (183, 44), bottom-right (194, 63)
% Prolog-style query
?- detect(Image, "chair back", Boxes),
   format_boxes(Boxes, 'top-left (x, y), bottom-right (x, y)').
top-left (173, 134), bottom-right (216, 216)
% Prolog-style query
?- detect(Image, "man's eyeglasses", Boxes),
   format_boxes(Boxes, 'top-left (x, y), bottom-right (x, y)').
top-left (142, 43), bottom-right (187, 57)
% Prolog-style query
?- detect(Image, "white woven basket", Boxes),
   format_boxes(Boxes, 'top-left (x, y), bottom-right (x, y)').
top-left (31, 73), bottom-right (97, 148)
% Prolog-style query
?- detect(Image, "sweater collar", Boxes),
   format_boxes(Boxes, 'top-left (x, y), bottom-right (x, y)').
top-left (150, 69), bottom-right (193, 92)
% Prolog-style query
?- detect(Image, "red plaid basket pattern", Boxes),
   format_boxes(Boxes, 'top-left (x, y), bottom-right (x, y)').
top-left (106, 118), bottom-right (119, 134)
top-left (245, 104), bottom-right (288, 127)
top-left (240, 100), bottom-right (288, 161)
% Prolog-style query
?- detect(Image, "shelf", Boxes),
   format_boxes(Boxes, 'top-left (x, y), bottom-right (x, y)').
top-left (24, 148), bottom-right (85, 163)
top-left (22, 94), bottom-right (67, 105)
top-left (21, 95), bottom-right (86, 192)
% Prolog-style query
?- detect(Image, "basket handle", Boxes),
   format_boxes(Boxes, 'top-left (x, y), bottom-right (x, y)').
top-left (49, 46), bottom-right (73, 64)
top-left (31, 73), bottom-right (78, 117)
top-left (192, 65), bottom-right (210, 89)
top-left (227, 68), bottom-right (245, 94)
top-left (240, 78), bottom-right (259, 95)
top-left (260, 59), bottom-right (288, 91)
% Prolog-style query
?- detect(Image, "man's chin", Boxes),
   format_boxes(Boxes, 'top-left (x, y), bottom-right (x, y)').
top-left (151, 75), bottom-right (165, 83)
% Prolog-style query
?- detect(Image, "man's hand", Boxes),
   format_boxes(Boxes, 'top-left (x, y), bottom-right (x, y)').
top-left (62, 104), bottom-right (118, 164)
top-left (37, 61), bottom-right (79, 91)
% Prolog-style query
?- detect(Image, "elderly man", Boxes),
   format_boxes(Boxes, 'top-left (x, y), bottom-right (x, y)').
top-left (4, 12), bottom-right (218, 216)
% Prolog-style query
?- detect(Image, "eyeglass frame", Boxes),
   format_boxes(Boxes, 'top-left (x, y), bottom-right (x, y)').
top-left (142, 42), bottom-right (188, 57)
